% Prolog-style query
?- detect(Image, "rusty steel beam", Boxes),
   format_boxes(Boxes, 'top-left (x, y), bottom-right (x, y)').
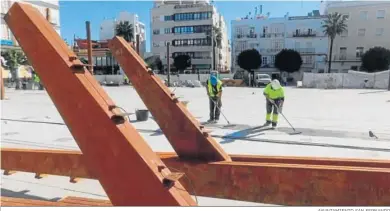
top-left (109, 36), bottom-right (230, 162)
top-left (2, 148), bottom-right (390, 205)
top-left (4, 3), bottom-right (195, 206)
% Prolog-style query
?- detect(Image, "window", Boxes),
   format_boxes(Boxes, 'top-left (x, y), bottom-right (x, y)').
top-left (153, 29), bottom-right (160, 35)
top-left (377, 10), bottom-right (385, 19)
top-left (271, 55), bottom-right (275, 64)
top-left (356, 47), bottom-right (364, 58)
top-left (339, 47), bottom-right (347, 60)
top-left (376, 28), bottom-right (384, 36)
top-left (164, 28), bottom-right (172, 34)
top-left (164, 15), bottom-right (172, 21)
top-left (262, 56), bottom-right (268, 65)
top-left (360, 11), bottom-right (368, 20)
top-left (358, 28), bottom-right (365, 36)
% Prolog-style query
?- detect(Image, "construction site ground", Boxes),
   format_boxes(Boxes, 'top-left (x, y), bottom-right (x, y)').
top-left (1, 86), bottom-right (390, 206)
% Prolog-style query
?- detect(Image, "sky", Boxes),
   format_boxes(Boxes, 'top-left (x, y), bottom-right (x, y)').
top-left (59, 1), bottom-right (322, 51)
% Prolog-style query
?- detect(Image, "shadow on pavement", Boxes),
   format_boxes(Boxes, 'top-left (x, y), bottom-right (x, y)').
top-left (220, 126), bottom-right (269, 144)
top-left (1, 188), bottom-right (62, 202)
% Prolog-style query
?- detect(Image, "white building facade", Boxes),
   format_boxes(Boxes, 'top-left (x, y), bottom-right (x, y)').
top-left (151, 0), bottom-right (230, 73)
top-left (100, 12), bottom-right (146, 58)
top-left (1, 0), bottom-right (60, 51)
top-left (231, 13), bottom-right (328, 74)
top-left (323, 1), bottom-right (390, 72)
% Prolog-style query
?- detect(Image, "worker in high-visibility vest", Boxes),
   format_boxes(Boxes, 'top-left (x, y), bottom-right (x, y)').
top-left (33, 73), bottom-right (40, 90)
top-left (263, 79), bottom-right (285, 128)
top-left (206, 75), bottom-right (223, 123)
top-left (123, 75), bottom-right (128, 84)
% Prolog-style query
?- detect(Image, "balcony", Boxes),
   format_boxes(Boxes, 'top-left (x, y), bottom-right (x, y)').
top-left (292, 32), bottom-right (317, 37)
top-left (294, 48), bottom-right (316, 54)
top-left (236, 34), bottom-right (257, 39)
top-left (259, 33), bottom-right (284, 38)
top-left (257, 48), bottom-right (282, 54)
top-left (339, 55), bottom-right (347, 60)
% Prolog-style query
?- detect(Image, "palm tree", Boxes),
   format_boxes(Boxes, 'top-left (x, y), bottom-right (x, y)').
top-left (115, 21), bottom-right (134, 43)
top-left (322, 12), bottom-right (348, 73)
top-left (213, 26), bottom-right (223, 49)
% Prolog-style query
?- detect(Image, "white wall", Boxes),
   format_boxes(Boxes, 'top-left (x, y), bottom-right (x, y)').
top-left (302, 70), bottom-right (390, 89)
top-left (100, 19), bottom-right (116, 40)
top-left (94, 73), bottom-right (234, 84)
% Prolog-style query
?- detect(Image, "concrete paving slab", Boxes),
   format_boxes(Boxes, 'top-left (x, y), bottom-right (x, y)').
top-left (1, 86), bottom-right (390, 205)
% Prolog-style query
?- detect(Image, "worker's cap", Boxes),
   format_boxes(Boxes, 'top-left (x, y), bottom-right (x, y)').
top-left (210, 76), bottom-right (218, 86)
top-left (271, 79), bottom-right (281, 90)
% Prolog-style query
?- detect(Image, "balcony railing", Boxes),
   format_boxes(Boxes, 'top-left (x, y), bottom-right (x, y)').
top-left (294, 48), bottom-right (316, 54)
top-left (257, 48), bottom-right (282, 53)
top-left (174, 3), bottom-right (208, 9)
top-left (292, 32), bottom-right (317, 37)
top-left (259, 33), bottom-right (285, 38)
top-left (236, 34), bottom-right (257, 39)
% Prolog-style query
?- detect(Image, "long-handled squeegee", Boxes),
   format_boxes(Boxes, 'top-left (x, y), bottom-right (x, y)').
top-left (270, 100), bottom-right (302, 135)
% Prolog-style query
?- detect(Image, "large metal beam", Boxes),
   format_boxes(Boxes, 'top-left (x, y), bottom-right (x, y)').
top-left (108, 37), bottom-right (230, 162)
top-left (4, 3), bottom-right (195, 206)
top-left (2, 148), bottom-right (390, 205)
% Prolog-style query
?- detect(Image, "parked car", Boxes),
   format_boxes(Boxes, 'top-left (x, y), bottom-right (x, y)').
top-left (255, 74), bottom-right (271, 87)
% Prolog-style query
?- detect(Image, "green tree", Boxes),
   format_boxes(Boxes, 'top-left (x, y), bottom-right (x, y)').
top-left (275, 49), bottom-right (303, 73)
top-left (115, 21), bottom-right (134, 42)
top-left (1, 50), bottom-right (29, 89)
top-left (173, 55), bottom-right (191, 73)
top-left (322, 12), bottom-right (348, 73)
top-left (144, 55), bottom-right (163, 73)
top-left (361, 47), bottom-right (390, 72)
top-left (237, 49), bottom-right (262, 87)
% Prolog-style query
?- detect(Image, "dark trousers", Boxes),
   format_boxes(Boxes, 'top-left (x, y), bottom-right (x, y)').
top-left (209, 97), bottom-right (222, 120)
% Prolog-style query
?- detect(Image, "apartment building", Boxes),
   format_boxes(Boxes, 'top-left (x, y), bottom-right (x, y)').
top-left (231, 11), bottom-right (328, 74)
top-left (151, 0), bottom-right (230, 73)
top-left (1, 0), bottom-right (60, 52)
top-left (100, 12), bottom-right (146, 58)
top-left (324, 1), bottom-right (390, 72)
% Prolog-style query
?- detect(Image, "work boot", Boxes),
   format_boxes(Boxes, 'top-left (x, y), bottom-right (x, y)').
top-left (272, 122), bottom-right (277, 128)
top-left (263, 121), bottom-right (272, 127)
top-left (207, 119), bottom-right (215, 123)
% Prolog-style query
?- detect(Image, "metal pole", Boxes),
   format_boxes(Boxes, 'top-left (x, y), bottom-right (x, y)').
top-left (86, 21), bottom-right (93, 74)
top-left (167, 42), bottom-right (171, 87)
top-left (136, 34), bottom-right (140, 55)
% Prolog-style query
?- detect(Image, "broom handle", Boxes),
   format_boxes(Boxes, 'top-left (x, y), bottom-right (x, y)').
top-left (269, 99), bottom-right (297, 131)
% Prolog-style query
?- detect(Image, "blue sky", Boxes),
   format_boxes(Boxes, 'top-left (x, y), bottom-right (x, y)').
top-left (60, 1), bottom-right (322, 51)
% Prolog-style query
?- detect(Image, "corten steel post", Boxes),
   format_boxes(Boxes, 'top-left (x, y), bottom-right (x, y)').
top-left (86, 21), bottom-right (93, 74)
top-left (167, 42), bottom-right (171, 87)
top-left (5, 3), bottom-right (195, 206)
top-left (136, 34), bottom-right (140, 55)
top-left (109, 37), bottom-right (230, 162)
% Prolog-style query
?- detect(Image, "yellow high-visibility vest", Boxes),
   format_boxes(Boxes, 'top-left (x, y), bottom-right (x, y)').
top-left (208, 80), bottom-right (222, 97)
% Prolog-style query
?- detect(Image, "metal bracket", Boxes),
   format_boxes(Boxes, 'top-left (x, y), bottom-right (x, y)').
top-left (163, 172), bottom-right (185, 188)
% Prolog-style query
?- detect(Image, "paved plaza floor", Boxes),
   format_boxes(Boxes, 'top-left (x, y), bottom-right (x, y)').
top-left (1, 86), bottom-right (390, 206)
